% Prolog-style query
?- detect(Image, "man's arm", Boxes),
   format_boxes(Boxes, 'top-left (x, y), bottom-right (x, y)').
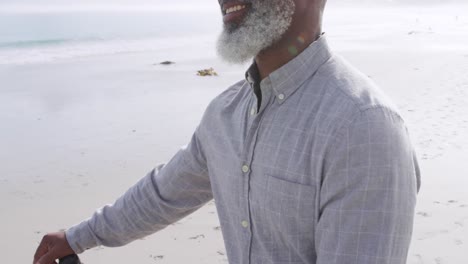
top-left (33, 129), bottom-right (212, 264)
top-left (316, 107), bottom-right (420, 264)
top-left (67, 129), bottom-right (212, 252)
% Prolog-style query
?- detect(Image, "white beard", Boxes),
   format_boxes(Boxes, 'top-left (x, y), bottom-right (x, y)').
top-left (216, 0), bottom-right (295, 64)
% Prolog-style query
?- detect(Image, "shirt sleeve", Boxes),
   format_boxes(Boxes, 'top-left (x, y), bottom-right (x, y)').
top-left (315, 107), bottom-right (421, 264)
top-left (65, 128), bottom-right (212, 254)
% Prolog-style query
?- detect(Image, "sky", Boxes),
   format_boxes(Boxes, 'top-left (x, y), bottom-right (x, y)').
top-left (0, 0), bottom-right (465, 5)
top-left (0, 0), bottom-right (213, 6)
top-left (0, 0), bottom-right (210, 3)
top-left (0, 0), bottom-right (215, 11)
top-left (0, 0), bottom-right (465, 13)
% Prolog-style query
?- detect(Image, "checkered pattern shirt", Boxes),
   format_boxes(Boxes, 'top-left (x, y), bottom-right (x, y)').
top-left (67, 35), bottom-right (421, 264)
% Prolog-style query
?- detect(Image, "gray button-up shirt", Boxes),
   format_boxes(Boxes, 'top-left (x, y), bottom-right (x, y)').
top-left (67, 35), bottom-right (421, 264)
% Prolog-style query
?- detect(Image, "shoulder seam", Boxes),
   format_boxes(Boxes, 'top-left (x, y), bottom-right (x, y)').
top-left (359, 105), bottom-right (405, 123)
top-left (326, 105), bottom-right (405, 160)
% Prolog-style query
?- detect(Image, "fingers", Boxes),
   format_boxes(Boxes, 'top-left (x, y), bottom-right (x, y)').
top-left (36, 251), bottom-right (58, 264)
top-left (33, 235), bottom-right (51, 264)
top-left (33, 232), bottom-right (73, 264)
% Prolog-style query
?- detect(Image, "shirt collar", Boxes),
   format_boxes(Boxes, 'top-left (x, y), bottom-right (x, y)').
top-left (245, 33), bottom-right (332, 105)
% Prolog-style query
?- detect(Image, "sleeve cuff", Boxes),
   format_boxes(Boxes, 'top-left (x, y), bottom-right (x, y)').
top-left (65, 220), bottom-right (100, 254)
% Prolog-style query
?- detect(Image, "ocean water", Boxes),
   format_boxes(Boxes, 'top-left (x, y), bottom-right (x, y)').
top-left (0, 9), bottom-right (221, 64)
top-left (1, 4), bottom-right (466, 65)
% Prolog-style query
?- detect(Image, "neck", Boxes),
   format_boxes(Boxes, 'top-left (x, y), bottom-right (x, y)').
top-left (255, 28), bottom-right (322, 80)
top-left (254, 2), bottom-right (323, 81)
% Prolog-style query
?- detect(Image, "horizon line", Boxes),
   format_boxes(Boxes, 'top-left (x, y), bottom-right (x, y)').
top-left (0, 4), bottom-right (218, 14)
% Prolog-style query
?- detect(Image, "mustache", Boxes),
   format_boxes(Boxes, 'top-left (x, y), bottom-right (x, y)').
top-left (218, 0), bottom-right (252, 5)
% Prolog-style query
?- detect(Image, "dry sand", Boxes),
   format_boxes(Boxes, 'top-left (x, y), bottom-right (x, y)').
top-left (1, 4), bottom-right (467, 264)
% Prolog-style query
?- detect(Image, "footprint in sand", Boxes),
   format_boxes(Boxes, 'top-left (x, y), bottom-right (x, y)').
top-left (435, 257), bottom-right (443, 264)
top-left (149, 254), bottom-right (164, 261)
top-left (418, 230), bottom-right (449, 240)
top-left (417, 211), bottom-right (431, 217)
top-left (414, 254), bottom-right (424, 264)
top-left (454, 239), bottom-right (463, 245)
top-left (189, 234), bottom-right (205, 240)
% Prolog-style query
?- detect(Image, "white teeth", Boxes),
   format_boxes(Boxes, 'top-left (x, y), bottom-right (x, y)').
top-left (225, 5), bottom-right (246, 15)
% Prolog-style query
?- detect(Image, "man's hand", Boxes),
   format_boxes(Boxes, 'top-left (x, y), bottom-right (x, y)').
top-left (33, 231), bottom-right (75, 264)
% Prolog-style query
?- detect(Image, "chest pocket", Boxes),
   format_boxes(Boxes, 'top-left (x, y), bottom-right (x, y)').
top-left (263, 174), bottom-right (317, 243)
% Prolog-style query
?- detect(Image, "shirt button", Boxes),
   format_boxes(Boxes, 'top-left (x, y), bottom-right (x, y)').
top-left (242, 165), bottom-right (250, 173)
top-left (250, 108), bottom-right (256, 116)
top-left (241, 220), bottom-right (249, 228)
top-left (278, 94), bottom-right (285, 100)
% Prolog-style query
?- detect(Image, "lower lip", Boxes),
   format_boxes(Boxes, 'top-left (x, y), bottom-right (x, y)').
top-left (223, 7), bottom-right (249, 24)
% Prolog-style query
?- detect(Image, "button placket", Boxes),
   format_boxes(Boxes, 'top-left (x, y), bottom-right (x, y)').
top-left (241, 79), bottom-right (275, 263)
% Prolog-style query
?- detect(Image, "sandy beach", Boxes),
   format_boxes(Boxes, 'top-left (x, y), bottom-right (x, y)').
top-left (1, 4), bottom-right (468, 264)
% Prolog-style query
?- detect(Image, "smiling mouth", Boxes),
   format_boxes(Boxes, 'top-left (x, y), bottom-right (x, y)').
top-left (222, 2), bottom-right (251, 25)
top-left (223, 4), bottom-right (247, 15)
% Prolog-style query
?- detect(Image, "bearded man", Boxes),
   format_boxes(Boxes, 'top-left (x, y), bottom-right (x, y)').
top-left (33, 0), bottom-right (421, 263)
